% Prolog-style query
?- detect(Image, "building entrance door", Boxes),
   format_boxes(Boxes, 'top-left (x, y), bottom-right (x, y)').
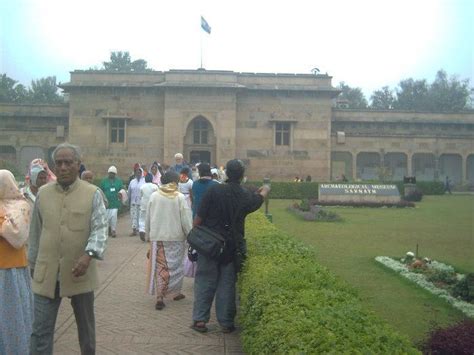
top-left (190, 150), bottom-right (211, 164)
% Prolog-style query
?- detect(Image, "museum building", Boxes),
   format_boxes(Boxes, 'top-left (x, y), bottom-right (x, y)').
top-left (1, 69), bottom-right (473, 184)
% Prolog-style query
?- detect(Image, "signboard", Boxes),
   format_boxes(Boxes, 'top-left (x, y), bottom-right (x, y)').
top-left (319, 184), bottom-right (400, 203)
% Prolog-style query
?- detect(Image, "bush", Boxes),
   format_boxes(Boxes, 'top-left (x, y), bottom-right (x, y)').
top-left (289, 201), bottom-right (342, 222)
top-left (421, 320), bottom-right (474, 355)
top-left (245, 181), bottom-right (319, 199)
top-left (403, 188), bottom-right (423, 202)
top-left (239, 213), bottom-right (418, 354)
top-left (244, 180), bottom-right (444, 200)
top-left (452, 273), bottom-right (474, 303)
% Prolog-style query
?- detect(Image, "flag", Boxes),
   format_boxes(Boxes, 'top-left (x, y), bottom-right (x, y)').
top-left (201, 16), bottom-right (211, 34)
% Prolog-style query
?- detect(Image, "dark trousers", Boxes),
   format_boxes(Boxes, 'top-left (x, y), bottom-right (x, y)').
top-left (31, 283), bottom-right (95, 355)
top-left (192, 254), bottom-right (237, 328)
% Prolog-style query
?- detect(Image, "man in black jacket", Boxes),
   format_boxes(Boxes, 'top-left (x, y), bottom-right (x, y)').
top-left (191, 159), bottom-right (270, 333)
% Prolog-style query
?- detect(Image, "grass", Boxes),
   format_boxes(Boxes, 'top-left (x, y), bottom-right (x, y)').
top-left (265, 195), bottom-right (474, 345)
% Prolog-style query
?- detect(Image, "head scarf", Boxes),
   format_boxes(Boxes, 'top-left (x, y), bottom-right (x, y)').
top-left (26, 158), bottom-right (56, 184)
top-left (0, 170), bottom-right (31, 249)
top-left (29, 165), bottom-right (47, 187)
top-left (159, 182), bottom-right (179, 199)
top-left (150, 162), bottom-right (162, 185)
top-left (0, 170), bottom-right (23, 200)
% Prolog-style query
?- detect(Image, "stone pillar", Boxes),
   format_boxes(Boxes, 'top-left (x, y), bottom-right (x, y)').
top-left (352, 153), bottom-right (357, 180)
top-left (434, 154), bottom-right (440, 181)
top-left (462, 155), bottom-right (467, 184)
top-left (406, 153), bottom-right (412, 176)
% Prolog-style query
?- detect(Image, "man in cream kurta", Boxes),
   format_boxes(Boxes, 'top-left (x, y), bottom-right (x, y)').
top-left (28, 143), bottom-right (108, 355)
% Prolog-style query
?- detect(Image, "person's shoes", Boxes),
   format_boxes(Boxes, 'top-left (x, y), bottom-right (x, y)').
top-left (221, 325), bottom-right (236, 334)
top-left (173, 293), bottom-right (185, 301)
top-left (155, 300), bottom-right (165, 310)
top-left (191, 321), bottom-right (208, 333)
top-left (139, 232), bottom-right (146, 242)
top-left (111, 231), bottom-right (116, 238)
top-left (129, 230), bottom-right (137, 237)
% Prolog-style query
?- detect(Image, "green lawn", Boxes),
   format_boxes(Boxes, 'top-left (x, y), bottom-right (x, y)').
top-left (267, 195), bottom-right (474, 344)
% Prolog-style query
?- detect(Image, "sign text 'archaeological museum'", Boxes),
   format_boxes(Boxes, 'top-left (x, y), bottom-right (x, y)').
top-left (1, 69), bottom-right (473, 184)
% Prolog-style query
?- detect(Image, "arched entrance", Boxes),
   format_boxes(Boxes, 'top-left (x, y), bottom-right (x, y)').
top-left (183, 116), bottom-right (216, 165)
top-left (20, 146), bottom-right (45, 175)
top-left (439, 154), bottom-right (462, 184)
top-left (356, 152), bottom-right (380, 180)
top-left (384, 152), bottom-right (407, 181)
top-left (412, 153), bottom-right (435, 181)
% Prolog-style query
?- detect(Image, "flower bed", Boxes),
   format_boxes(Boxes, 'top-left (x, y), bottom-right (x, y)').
top-left (375, 256), bottom-right (474, 318)
top-left (288, 200), bottom-right (342, 221)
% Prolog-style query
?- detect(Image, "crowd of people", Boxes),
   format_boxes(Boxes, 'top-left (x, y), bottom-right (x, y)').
top-left (0, 143), bottom-right (270, 354)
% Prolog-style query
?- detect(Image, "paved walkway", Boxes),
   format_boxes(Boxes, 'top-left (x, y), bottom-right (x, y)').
top-left (53, 214), bottom-right (243, 354)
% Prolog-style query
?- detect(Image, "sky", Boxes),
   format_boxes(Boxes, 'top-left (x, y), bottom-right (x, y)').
top-left (1, 0), bottom-right (472, 98)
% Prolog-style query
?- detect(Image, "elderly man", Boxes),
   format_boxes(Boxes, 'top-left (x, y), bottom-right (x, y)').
top-left (100, 166), bottom-right (123, 238)
top-left (29, 142), bottom-right (108, 355)
top-left (171, 153), bottom-right (192, 180)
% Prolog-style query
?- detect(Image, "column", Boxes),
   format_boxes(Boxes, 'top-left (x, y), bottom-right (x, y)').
top-left (352, 153), bottom-right (357, 180)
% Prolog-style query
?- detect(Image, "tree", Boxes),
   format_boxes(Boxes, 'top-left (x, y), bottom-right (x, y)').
top-left (394, 70), bottom-right (470, 112)
top-left (393, 78), bottom-right (429, 110)
top-left (370, 86), bottom-right (395, 109)
top-left (29, 76), bottom-right (63, 104)
top-left (0, 74), bottom-right (28, 103)
top-left (338, 82), bottom-right (368, 109)
top-left (428, 70), bottom-right (470, 112)
top-left (102, 51), bottom-right (152, 72)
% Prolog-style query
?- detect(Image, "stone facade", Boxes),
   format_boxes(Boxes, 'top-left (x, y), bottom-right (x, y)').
top-left (0, 103), bottom-right (68, 174)
top-left (1, 69), bottom-right (473, 185)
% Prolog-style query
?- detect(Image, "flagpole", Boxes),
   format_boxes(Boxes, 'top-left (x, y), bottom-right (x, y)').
top-left (200, 28), bottom-right (203, 69)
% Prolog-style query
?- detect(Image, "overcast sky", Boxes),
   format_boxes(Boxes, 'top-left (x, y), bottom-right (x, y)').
top-left (1, 0), bottom-right (472, 97)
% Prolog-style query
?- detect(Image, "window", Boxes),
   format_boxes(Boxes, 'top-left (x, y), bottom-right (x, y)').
top-left (275, 122), bottom-right (290, 146)
top-left (193, 118), bottom-right (208, 144)
top-left (110, 119), bottom-right (125, 143)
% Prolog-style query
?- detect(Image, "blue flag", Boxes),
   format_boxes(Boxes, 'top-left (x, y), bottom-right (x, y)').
top-left (201, 16), bottom-right (211, 34)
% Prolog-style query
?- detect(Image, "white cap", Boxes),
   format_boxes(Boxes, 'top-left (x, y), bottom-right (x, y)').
top-left (174, 153), bottom-right (183, 159)
top-left (211, 168), bottom-right (219, 175)
top-left (108, 166), bottom-right (117, 174)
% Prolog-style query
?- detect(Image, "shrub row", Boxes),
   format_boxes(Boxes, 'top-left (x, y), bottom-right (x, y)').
top-left (245, 181), bottom-right (320, 199)
top-left (239, 213), bottom-right (418, 354)
top-left (244, 180), bottom-right (445, 200)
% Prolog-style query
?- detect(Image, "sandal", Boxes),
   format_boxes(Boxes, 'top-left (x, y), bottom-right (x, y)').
top-left (191, 321), bottom-right (208, 333)
top-left (173, 294), bottom-right (185, 301)
top-left (221, 325), bottom-right (236, 334)
top-left (155, 299), bottom-right (165, 310)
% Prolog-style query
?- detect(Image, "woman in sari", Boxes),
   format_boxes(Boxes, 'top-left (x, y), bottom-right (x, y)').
top-left (145, 171), bottom-right (192, 310)
top-left (0, 170), bottom-right (33, 354)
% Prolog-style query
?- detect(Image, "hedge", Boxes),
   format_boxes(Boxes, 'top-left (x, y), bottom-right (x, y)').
top-left (245, 180), bottom-right (444, 200)
top-left (239, 213), bottom-right (419, 354)
top-left (245, 181), bottom-right (319, 199)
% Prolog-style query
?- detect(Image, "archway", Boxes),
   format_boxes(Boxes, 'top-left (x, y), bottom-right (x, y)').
top-left (439, 154), bottom-right (462, 184)
top-left (384, 153), bottom-right (407, 181)
top-left (184, 116), bottom-right (216, 165)
top-left (356, 152), bottom-right (380, 180)
top-left (20, 146), bottom-right (45, 175)
top-left (412, 153), bottom-right (435, 181)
